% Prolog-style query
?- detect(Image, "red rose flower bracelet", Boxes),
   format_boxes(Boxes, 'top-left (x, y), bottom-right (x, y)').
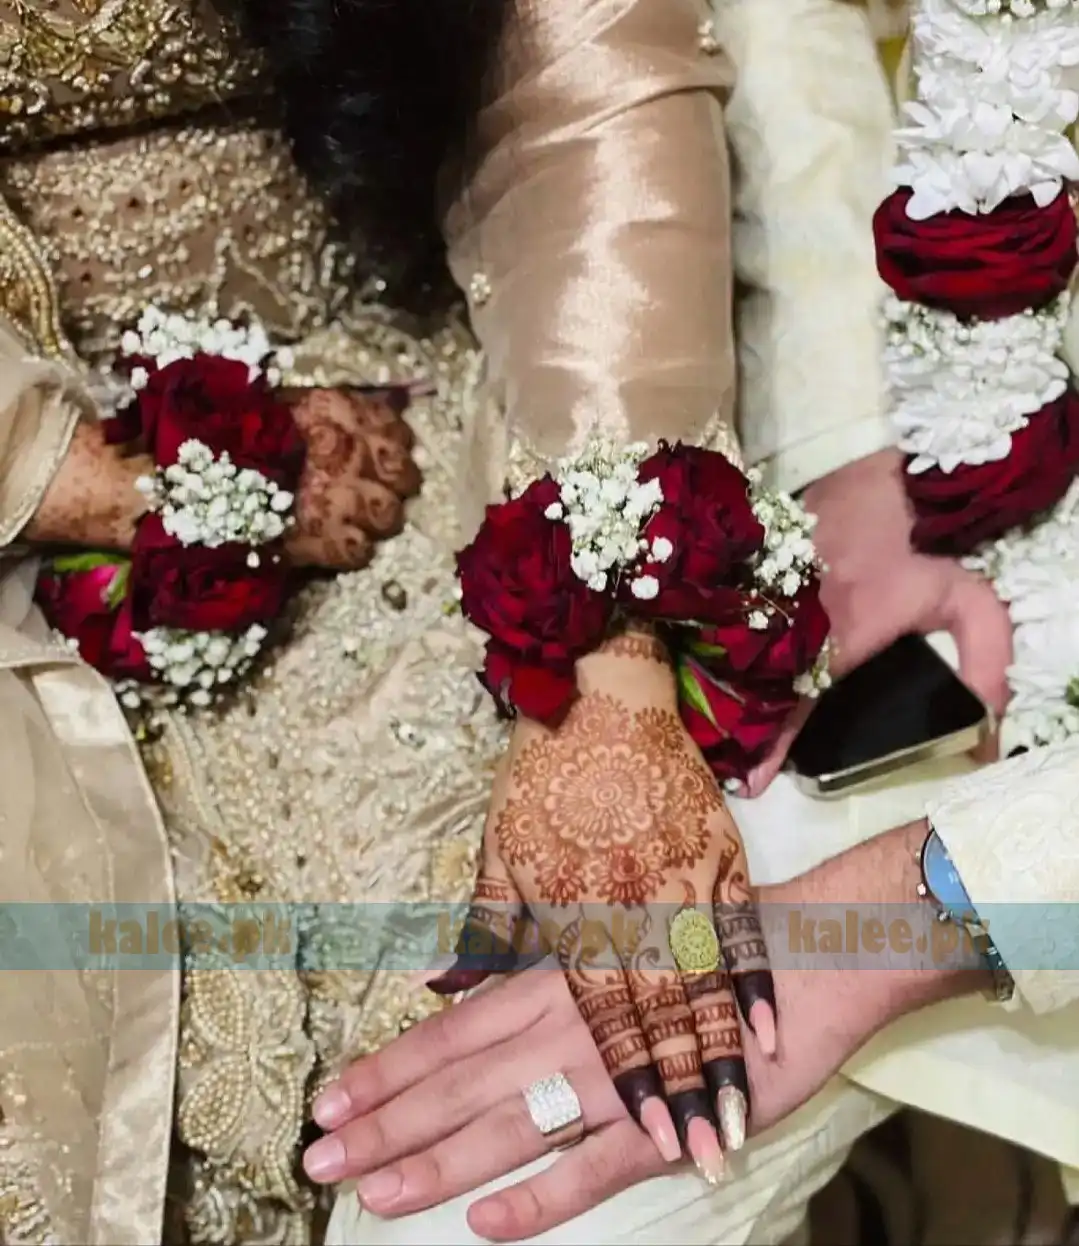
top-left (456, 439), bottom-right (832, 785)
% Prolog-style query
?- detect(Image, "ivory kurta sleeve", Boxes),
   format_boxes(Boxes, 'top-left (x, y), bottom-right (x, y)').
top-left (715, 0), bottom-right (899, 493)
top-left (442, 0), bottom-right (740, 495)
top-left (927, 742), bottom-right (1079, 1017)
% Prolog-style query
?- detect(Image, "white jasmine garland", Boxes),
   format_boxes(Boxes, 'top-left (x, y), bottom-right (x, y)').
top-left (883, 293), bottom-right (1071, 472)
top-left (964, 483), bottom-right (1079, 746)
top-left (953, 0), bottom-right (1079, 16)
top-left (138, 439), bottom-right (295, 551)
top-left (894, 0), bottom-right (1079, 216)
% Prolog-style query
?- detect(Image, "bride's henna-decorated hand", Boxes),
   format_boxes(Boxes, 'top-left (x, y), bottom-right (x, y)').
top-left (431, 631), bottom-right (775, 1180)
top-left (283, 387), bottom-right (422, 571)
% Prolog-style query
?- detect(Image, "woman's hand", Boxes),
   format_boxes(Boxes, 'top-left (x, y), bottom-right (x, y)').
top-left (431, 630), bottom-right (775, 1179)
top-left (283, 387), bottom-right (421, 571)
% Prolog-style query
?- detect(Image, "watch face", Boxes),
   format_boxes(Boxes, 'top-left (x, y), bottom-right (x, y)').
top-left (923, 832), bottom-right (977, 924)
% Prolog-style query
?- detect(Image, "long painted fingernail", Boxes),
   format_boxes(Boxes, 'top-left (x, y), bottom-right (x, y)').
top-left (426, 966), bottom-right (491, 996)
top-left (356, 1169), bottom-right (403, 1210)
top-left (312, 1085), bottom-right (352, 1129)
top-left (735, 972), bottom-right (777, 1051)
top-left (687, 1117), bottom-right (726, 1185)
top-left (717, 1087), bottom-right (747, 1152)
top-left (640, 1097), bottom-right (681, 1163)
top-left (303, 1136), bottom-right (346, 1182)
top-left (749, 998), bottom-right (777, 1057)
top-left (667, 1088), bottom-right (715, 1149)
top-left (613, 1066), bottom-right (664, 1127)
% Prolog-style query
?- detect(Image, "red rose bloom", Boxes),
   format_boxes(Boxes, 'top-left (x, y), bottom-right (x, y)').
top-left (691, 582), bottom-right (830, 688)
top-left (456, 477), bottom-right (613, 722)
top-left (131, 514), bottom-right (290, 633)
top-left (36, 559), bottom-right (153, 681)
top-left (907, 393), bottom-right (1079, 556)
top-left (107, 355), bottom-right (305, 488)
top-left (677, 656), bottom-right (798, 783)
top-left (874, 189), bottom-right (1078, 321)
top-left (627, 443), bottom-right (765, 623)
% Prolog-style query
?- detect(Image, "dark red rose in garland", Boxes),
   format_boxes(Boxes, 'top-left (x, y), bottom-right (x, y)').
top-left (907, 392), bottom-right (1079, 556)
top-left (456, 477), bottom-right (614, 723)
top-left (874, 189), bottom-right (1077, 321)
top-left (130, 514), bottom-right (291, 633)
top-left (625, 443), bottom-right (765, 623)
top-left (107, 355), bottom-right (305, 487)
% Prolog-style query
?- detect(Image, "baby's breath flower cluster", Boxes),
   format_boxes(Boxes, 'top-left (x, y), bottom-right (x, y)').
top-left (748, 475), bottom-right (820, 604)
top-left (136, 440), bottom-right (294, 556)
top-left (117, 624), bottom-right (269, 715)
top-left (544, 440), bottom-right (663, 592)
top-left (119, 306), bottom-right (294, 385)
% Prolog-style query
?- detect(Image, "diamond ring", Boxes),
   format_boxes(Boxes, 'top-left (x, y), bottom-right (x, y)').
top-left (523, 1073), bottom-right (585, 1150)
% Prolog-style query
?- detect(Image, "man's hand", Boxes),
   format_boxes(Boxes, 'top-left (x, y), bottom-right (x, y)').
top-left (747, 449), bottom-right (1013, 793)
top-left (302, 821), bottom-right (986, 1241)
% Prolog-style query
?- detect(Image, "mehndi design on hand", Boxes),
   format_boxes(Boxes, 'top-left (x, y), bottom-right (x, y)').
top-left (430, 678), bottom-right (775, 1180)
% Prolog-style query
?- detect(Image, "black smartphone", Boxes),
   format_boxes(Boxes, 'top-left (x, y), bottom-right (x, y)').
top-left (786, 634), bottom-right (992, 798)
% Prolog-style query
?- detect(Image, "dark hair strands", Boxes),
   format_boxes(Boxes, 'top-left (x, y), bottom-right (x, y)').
top-left (226, 0), bottom-right (511, 312)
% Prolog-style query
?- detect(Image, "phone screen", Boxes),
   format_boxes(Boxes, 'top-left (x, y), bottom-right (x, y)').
top-left (787, 634), bottom-right (987, 780)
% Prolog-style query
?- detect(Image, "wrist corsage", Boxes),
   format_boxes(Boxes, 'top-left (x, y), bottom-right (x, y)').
top-left (36, 310), bottom-right (304, 721)
top-left (456, 440), bottom-right (830, 783)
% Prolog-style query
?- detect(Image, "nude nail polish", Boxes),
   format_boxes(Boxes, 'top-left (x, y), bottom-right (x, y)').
top-left (716, 1086), bottom-right (747, 1152)
top-left (356, 1169), bottom-right (403, 1209)
top-left (312, 1085), bottom-right (351, 1129)
top-left (303, 1136), bottom-right (346, 1182)
top-left (640, 1097), bottom-right (682, 1163)
top-left (686, 1117), bottom-right (725, 1185)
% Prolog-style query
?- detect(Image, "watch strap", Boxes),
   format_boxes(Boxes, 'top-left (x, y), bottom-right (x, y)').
top-left (918, 824), bottom-right (1015, 1004)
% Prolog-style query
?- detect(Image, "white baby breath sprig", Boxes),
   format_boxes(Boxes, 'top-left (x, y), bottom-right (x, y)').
top-left (882, 293), bottom-right (1071, 472)
top-left (748, 474), bottom-right (831, 695)
top-left (118, 306), bottom-right (295, 385)
top-left (138, 439), bottom-right (294, 553)
top-left (545, 440), bottom-right (662, 593)
top-left (748, 473), bottom-right (820, 604)
top-left (131, 624), bottom-right (269, 709)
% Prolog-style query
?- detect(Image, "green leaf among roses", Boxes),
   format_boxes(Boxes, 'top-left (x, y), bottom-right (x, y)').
top-left (677, 658), bottom-right (721, 730)
top-left (51, 551), bottom-right (128, 575)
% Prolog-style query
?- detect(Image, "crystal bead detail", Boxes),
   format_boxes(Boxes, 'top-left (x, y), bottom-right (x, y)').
top-left (469, 272), bottom-right (492, 307)
top-left (523, 1074), bottom-right (582, 1136)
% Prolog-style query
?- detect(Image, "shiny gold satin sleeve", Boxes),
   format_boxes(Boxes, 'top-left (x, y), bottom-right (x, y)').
top-left (443, 0), bottom-right (741, 488)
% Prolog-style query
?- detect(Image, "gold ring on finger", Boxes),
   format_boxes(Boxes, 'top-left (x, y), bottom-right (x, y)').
top-left (668, 908), bottom-right (721, 975)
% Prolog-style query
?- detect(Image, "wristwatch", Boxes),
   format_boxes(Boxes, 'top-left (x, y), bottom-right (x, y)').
top-left (917, 824), bottom-right (1015, 1004)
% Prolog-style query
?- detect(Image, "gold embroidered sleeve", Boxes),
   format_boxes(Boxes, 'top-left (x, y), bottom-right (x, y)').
top-left (0, 194), bottom-right (91, 548)
top-left (442, 0), bottom-right (742, 490)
